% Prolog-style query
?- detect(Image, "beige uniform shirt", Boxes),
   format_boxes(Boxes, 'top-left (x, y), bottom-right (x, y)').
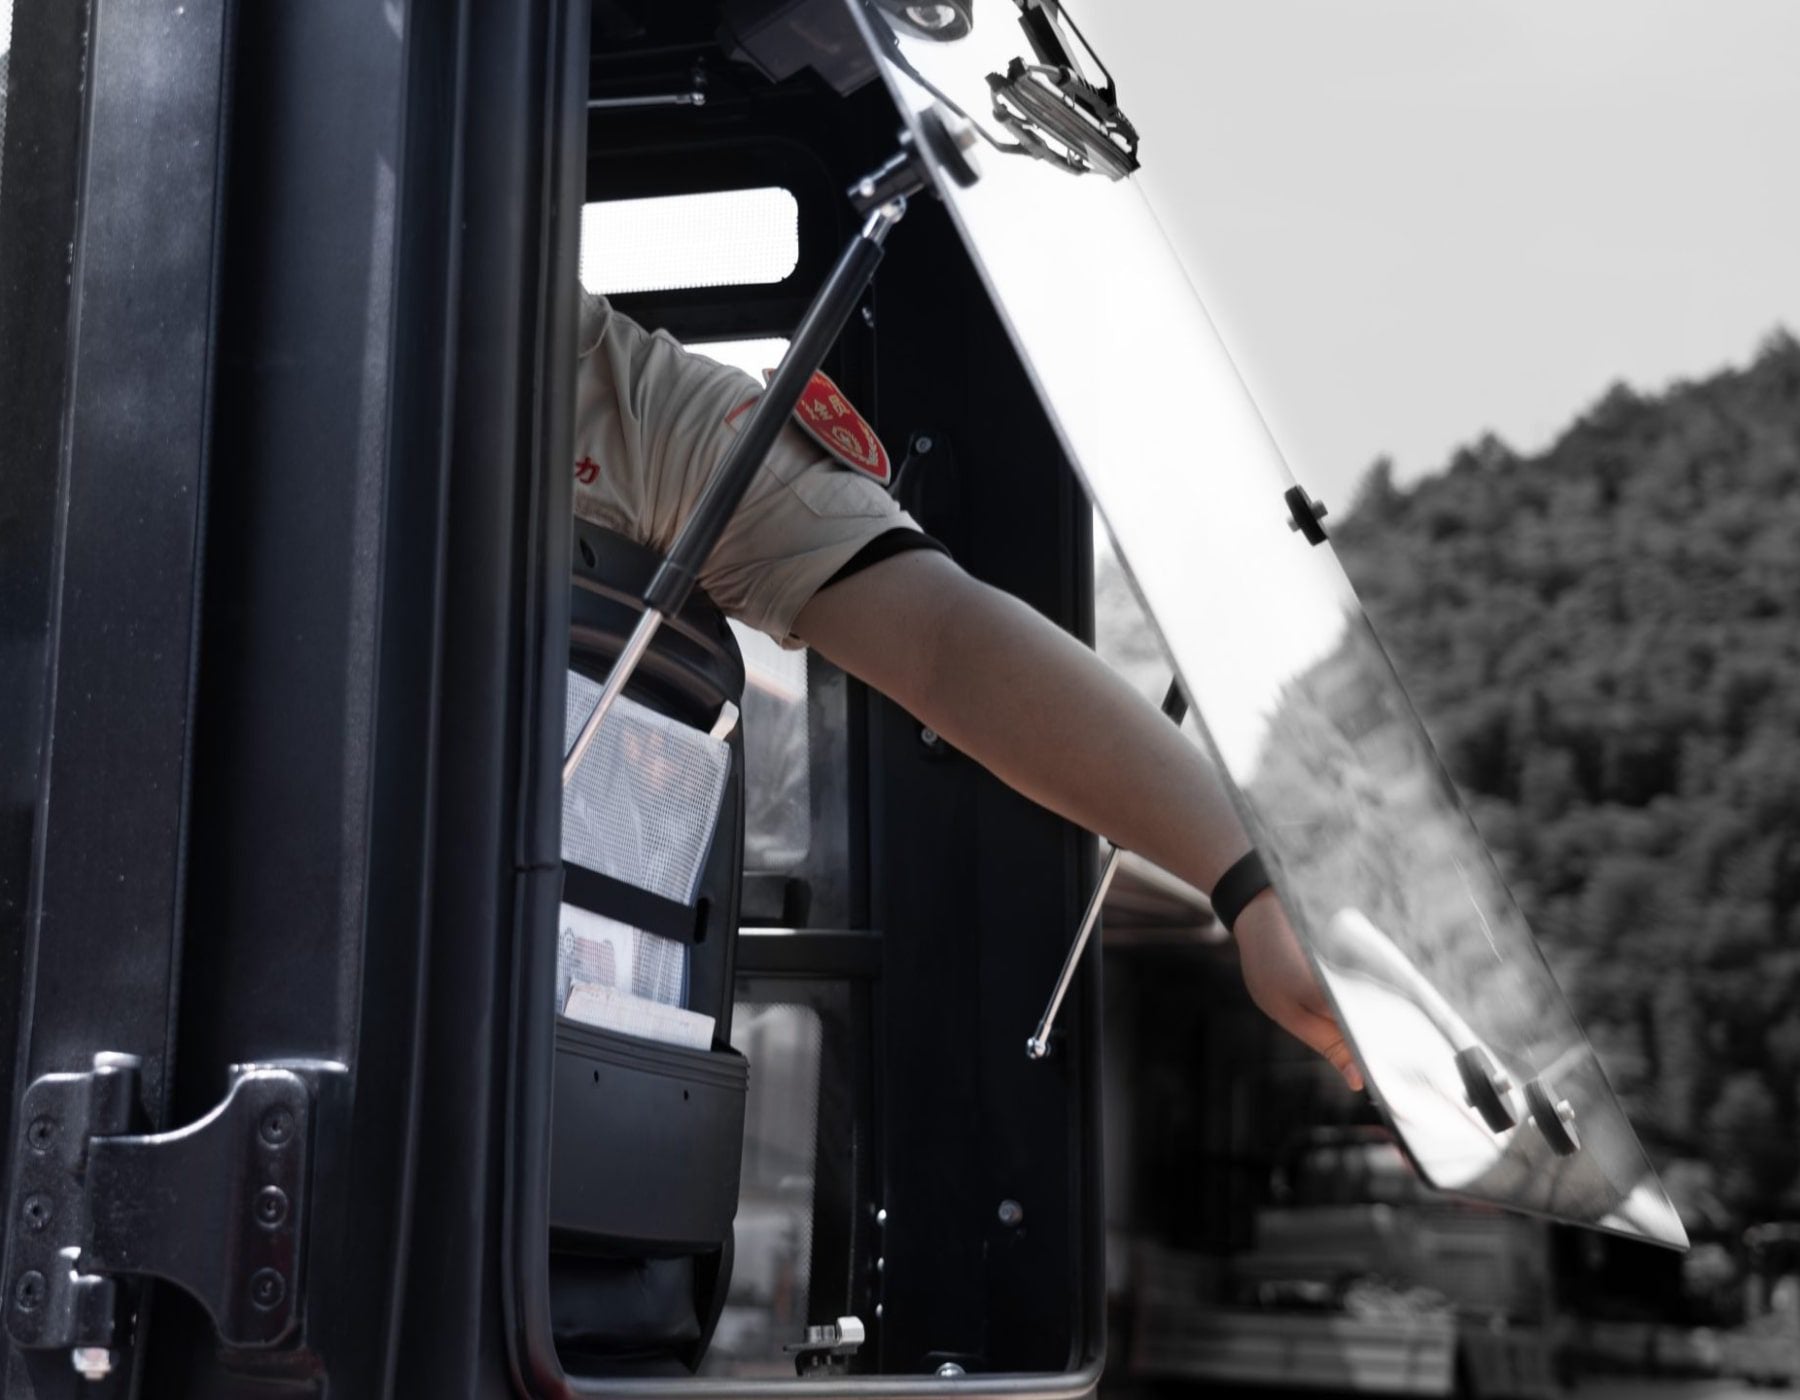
top-left (573, 291), bottom-right (925, 647)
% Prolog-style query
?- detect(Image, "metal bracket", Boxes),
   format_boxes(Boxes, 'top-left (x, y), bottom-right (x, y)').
top-left (785, 1315), bottom-right (866, 1378)
top-left (848, 107), bottom-right (979, 217)
top-left (6, 1054), bottom-right (330, 1357)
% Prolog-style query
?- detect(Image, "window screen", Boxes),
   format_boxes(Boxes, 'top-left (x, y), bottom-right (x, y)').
top-left (580, 187), bottom-right (799, 296)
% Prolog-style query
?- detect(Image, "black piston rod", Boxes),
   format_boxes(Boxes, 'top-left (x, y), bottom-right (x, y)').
top-left (1028, 678), bottom-right (1187, 1059)
top-left (563, 156), bottom-right (930, 785)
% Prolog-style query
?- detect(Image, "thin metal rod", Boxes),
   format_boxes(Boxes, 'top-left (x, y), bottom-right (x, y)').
top-left (586, 92), bottom-right (706, 110)
top-left (1027, 848), bottom-right (1123, 1060)
top-left (641, 195), bottom-right (906, 620)
top-left (561, 610), bottom-right (662, 787)
top-left (1027, 678), bottom-right (1188, 1060)
top-left (560, 173), bottom-right (916, 791)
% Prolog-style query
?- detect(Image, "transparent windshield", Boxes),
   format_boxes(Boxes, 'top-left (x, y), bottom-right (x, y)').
top-left (851, 0), bottom-right (1683, 1247)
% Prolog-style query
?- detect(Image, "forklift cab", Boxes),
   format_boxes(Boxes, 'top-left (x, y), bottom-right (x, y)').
top-left (0, 0), bottom-right (1681, 1395)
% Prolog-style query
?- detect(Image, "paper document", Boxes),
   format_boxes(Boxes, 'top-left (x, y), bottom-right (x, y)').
top-left (564, 980), bottom-right (716, 1052)
top-left (556, 904), bottom-right (689, 1009)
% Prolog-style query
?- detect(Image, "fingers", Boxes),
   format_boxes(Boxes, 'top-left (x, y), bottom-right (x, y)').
top-left (1285, 1004), bottom-right (1365, 1093)
top-left (1324, 1040), bottom-right (1365, 1094)
top-left (1232, 899), bottom-right (1364, 1093)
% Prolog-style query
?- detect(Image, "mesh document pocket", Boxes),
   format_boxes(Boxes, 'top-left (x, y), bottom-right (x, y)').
top-left (559, 673), bottom-right (731, 1015)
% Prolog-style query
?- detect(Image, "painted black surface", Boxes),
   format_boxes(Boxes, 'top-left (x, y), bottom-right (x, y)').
top-left (0, 0), bottom-right (90, 1280)
top-left (867, 198), bottom-right (1101, 1375)
top-left (3, 0), bottom-right (232, 1390)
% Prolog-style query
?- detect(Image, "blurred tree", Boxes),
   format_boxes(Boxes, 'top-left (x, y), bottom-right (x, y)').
top-left (1332, 327), bottom-right (1800, 1234)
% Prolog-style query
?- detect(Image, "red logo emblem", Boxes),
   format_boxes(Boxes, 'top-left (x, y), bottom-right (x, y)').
top-left (764, 369), bottom-right (890, 484)
top-left (574, 454), bottom-right (599, 485)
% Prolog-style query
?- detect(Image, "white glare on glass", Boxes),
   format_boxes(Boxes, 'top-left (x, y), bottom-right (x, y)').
top-left (581, 188), bottom-right (799, 296)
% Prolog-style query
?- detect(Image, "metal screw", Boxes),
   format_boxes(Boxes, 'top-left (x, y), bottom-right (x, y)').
top-left (249, 1269), bottom-right (286, 1310)
top-left (875, 1207), bottom-right (888, 1226)
top-left (918, 725), bottom-right (945, 752)
top-left (258, 1106), bottom-right (295, 1147)
top-left (21, 1195), bottom-right (52, 1233)
top-left (936, 1362), bottom-right (966, 1378)
top-left (71, 1348), bottom-right (113, 1381)
top-left (874, 1303), bottom-right (884, 1320)
top-left (14, 1270), bottom-right (46, 1312)
top-left (254, 1186), bottom-right (289, 1229)
top-left (875, 1256), bottom-right (885, 1274)
top-left (26, 1116), bottom-right (56, 1153)
top-left (997, 1199), bottom-right (1024, 1228)
top-left (913, 435), bottom-right (934, 454)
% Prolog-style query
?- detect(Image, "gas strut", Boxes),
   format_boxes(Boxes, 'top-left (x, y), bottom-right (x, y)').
top-left (1027, 678), bottom-right (1187, 1059)
top-left (563, 112), bottom-right (977, 785)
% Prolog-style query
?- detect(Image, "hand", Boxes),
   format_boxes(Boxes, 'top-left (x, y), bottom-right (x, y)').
top-left (1232, 890), bottom-right (1364, 1092)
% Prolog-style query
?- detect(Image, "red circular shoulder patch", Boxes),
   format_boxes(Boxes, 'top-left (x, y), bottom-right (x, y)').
top-left (766, 369), bottom-right (891, 484)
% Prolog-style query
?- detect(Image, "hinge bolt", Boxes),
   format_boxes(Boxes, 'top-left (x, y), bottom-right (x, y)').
top-left (997, 1199), bottom-right (1024, 1227)
top-left (249, 1268), bottom-right (286, 1310)
top-left (26, 1117), bottom-right (56, 1153)
top-left (14, 1270), bottom-right (46, 1312)
top-left (21, 1194), bottom-right (53, 1233)
top-left (254, 1186), bottom-right (289, 1229)
top-left (258, 1106), bottom-right (295, 1147)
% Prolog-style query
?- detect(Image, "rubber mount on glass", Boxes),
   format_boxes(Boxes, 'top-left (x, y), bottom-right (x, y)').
top-left (1285, 485), bottom-right (1329, 545)
top-left (1455, 1046), bottom-right (1517, 1133)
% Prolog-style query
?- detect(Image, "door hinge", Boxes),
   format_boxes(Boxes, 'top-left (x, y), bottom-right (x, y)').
top-left (5, 1053), bottom-right (340, 1359)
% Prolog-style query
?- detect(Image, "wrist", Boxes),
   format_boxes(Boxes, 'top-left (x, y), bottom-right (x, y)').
top-left (1209, 849), bottom-right (1273, 936)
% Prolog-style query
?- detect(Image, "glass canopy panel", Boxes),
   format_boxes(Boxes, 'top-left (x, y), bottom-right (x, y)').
top-left (848, 0), bottom-right (1683, 1248)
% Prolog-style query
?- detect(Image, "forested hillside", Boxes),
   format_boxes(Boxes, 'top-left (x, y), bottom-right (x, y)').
top-left (1332, 330), bottom-right (1800, 1232)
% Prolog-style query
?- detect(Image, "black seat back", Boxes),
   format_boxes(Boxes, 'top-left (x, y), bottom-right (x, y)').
top-left (550, 520), bottom-right (749, 1375)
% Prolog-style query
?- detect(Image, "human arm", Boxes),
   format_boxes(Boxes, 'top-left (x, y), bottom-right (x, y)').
top-left (792, 547), bottom-right (1363, 1090)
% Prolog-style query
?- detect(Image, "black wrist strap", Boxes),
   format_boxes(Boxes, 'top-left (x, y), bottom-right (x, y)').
top-left (1210, 849), bottom-right (1272, 934)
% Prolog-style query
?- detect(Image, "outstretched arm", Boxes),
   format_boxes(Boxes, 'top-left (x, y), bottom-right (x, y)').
top-left (793, 548), bottom-right (1362, 1090)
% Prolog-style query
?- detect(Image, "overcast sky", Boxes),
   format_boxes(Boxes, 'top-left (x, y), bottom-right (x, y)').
top-left (1081, 2), bottom-right (1800, 508)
